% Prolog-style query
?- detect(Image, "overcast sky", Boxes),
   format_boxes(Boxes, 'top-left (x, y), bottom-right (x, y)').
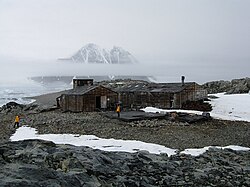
top-left (0, 0), bottom-right (249, 83)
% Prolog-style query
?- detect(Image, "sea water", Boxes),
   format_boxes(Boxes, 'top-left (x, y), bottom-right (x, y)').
top-left (0, 81), bottom-right (71, 107)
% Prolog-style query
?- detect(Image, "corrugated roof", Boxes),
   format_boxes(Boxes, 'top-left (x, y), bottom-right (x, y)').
top-left (64, 85), bottom-right (98, 95)
top-left (63, 85), bottom-right (116, 95)
top-left (114, 83), bottom-right (149, 92)
top-left (62, 82), bottom-right (197, 95)
top-left (115, 82), bottom-right (196, 93)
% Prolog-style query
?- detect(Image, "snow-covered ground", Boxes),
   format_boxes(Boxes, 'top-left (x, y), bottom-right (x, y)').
top-left (142, 92), bottom-right (250, 122)
top-left (209, 93), bottom-right (250, 122)
top-left (10, 92), bottom-right (250, 156)
top-left (142, 107), bottom-right (203, 115)
top-left (10, 126), bottom-right (177, 156)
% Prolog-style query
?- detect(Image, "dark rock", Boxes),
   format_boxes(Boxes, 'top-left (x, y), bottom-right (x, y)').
top-left (202, 77), bottom-right (250, 94)
top-left (1, 139), bottom-right (249, 186)
top-left (0, 101), bottom-right (24, 114)
top-left (202, 80), bottom-right (231, 94)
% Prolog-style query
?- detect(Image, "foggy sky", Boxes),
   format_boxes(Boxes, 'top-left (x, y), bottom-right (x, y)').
top-left (0, 0), bottom-right (249, 83)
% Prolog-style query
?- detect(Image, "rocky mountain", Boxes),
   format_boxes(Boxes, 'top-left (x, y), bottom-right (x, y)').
top-left (202, 77), bottom-right (250, 94)
top-left (69, 43), bottom-right (138, 64)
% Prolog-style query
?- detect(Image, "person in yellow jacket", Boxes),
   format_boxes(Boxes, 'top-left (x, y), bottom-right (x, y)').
top-left (116, 104), bottom-right (121, 118)
top-left (14, 115), bottom-right (20, 128)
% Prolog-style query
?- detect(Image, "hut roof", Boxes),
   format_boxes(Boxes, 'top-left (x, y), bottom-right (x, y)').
top-left (114, 83), bottom-right (149, 92)
top-left (115, 82), bottom-right (196, 93)
top-left (63, 85), bottom-right (117, 95)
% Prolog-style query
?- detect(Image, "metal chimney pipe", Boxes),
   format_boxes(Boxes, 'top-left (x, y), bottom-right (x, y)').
top-left (181, 76), bottom-right (185, 86)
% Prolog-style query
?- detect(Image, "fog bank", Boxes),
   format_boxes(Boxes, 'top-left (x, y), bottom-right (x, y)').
top-left (0, 59), bottom-right (249, 85)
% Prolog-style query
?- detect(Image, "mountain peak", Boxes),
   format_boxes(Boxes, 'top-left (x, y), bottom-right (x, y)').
top-left (83, 43), bottom-right (100, 49)
top-left (70, 43), bottom-right (138, 64)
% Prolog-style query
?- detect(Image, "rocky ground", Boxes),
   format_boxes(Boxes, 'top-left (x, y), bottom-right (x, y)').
top-left (0, 139), bottom-right (250, 186)
top-left (0, 102), bottom-right (250, 186)
top-left (1, 102), bottom-right (249, 150)
top-left (24, 112), bottom-right (250, 150)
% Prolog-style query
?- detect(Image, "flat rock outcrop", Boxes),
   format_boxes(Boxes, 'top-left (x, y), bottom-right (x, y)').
top-left (202, 77), bottom-right (250, 94)
top-left (0, 139), bottom-right (249, 186)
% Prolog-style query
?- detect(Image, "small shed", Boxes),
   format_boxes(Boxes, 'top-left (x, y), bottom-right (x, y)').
top-left (58, 79), bottom-right (118, 112)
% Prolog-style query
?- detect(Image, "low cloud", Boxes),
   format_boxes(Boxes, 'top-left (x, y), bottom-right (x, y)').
top-left (0, 58), bottom-right (249, 85)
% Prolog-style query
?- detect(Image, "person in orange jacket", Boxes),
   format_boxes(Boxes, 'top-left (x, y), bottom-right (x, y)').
top-left (14, 115), bottom-right (20, 128)
top-left (116, 104), bottom-right (121, 117)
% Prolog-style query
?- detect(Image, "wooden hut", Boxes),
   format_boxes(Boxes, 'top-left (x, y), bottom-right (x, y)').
top-left (115, 78), bottom-right (207, 109)
top-left (57, 77), bottom-right (207, 112)
top-left (57, 79), bottom-right (118, 112)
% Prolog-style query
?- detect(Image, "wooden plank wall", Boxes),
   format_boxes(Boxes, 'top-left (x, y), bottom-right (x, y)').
top-left (60, 83), bottom-right (207, 112)
top-left (119, 83), bottom-right (205, 109)
top-left (120, 92), bottom-right (174, 109)
top-left (61, 86), bottom-right (118, 112)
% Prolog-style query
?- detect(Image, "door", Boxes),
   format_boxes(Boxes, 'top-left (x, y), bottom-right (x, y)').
top-left (96, 96), bottom-right (101, 109)
top-left (101, 96), bottom-right (107, 108)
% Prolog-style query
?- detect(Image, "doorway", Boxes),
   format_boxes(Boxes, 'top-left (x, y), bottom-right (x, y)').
top-left (96, 96), bottom-right (101, 109)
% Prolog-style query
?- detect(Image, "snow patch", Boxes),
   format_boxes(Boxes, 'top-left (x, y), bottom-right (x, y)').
top-left (141, 107), bottom-right (203, 115)
top-left (10, 126), bottom-right (249, 157)
top-left (10, 126), bottom-right (177, 156)
top-left (181, 145), bottom-right (250, 156)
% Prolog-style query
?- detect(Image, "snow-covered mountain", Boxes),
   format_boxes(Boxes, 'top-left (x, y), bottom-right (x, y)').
top-left (70, 43), bottom-right (138, 64)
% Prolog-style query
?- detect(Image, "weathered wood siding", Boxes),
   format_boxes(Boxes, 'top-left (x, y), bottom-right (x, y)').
top-left (60, 86), bottom-right (118, 112)
top-left (120, 92), bottom-right (175, 109)
top-left (169, 83), bottom-right (207, 108)
top-left (173, 83), bottom-right (200, 108)
top-left (149, 92), bottom-right (173, 108)
top-left (119, 83), bottom-right (207, 109)
top-left (59, 82), bottom-right (207, 112)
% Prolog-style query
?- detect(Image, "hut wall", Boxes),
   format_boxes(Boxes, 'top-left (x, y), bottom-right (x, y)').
top-left (175, 83), bottom-right (208, 108)
top-left (173, 93), bottom-right (181, 108)
top-left (120, 92), bottom-right (175, 109)
top-left (194, 84), bottom-right (207, 100)
top-left (60, 86), bottom-right (118, 112)
top-left (134, 92), bottom-right (148, 107)
top-left (63, 95), bottom-right (82, 112)
top-left (165, 92), bottom-right (189, 108)
top-left (88, 86), bottom-right (118, 110)
top-left (60, 95), bottom-right (68, 111)
top-left (120, 92), bottom-right (146, 109)
top-left (180, 83), bottom-right (207, 104)
top-left (149, 93), bottom-right (172, 108)
top-left (120, 92), bottom-right (135, 108)
top-left (82, 95), bottom-right (95, 112)
top-left (67, 95), bottom-right (77, 112)
top-left (118, 82), bottom-right (207, 110)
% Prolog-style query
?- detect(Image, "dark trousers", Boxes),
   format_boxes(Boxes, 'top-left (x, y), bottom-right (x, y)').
top-left (117, 112), bottom-right (120, 118)
top-left (14, 122), bottom-right (19, 128)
